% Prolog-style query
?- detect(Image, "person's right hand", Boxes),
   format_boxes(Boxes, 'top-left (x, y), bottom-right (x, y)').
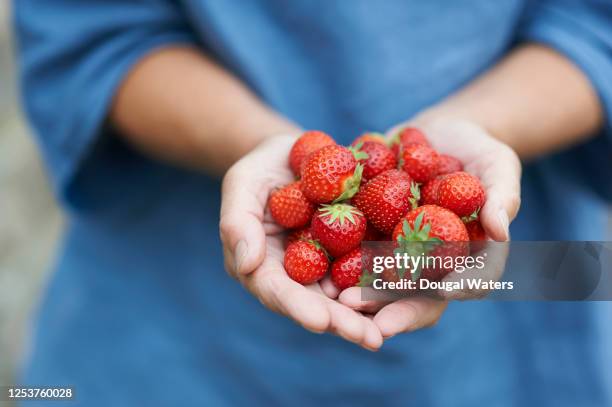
top-left (220, 135), bottom-right (384, 351)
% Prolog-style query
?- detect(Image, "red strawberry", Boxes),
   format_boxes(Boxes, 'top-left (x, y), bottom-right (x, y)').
top-left (353, 169), bottom-right (419, 235)
top-left (356, 141), bottom-right (397, 181)
top-left (268, 181), bottom-right (316, 229)
top-left (331, 248), bottom-right (372, 290)
top-left (436, 154), bottom-right (463, 175)
top-left (351, 132), bottom-right (387, 147)
top-left (380, 268), bottom-right (402, 284)
top-left (465, 218), bottom-right (487, 253)
top-left (311, 203), bottom-right (366, 258)
top-left (289, 130), bottom-right (335, 176)
top-left (465, 219), bottom-right (486, 241)
top-left (364, 223), bottom-right (387, 241)
top-left (399, 144), bottom-right (440, 183)
top-left (284, 240), bottom-right (329, 285)
top-left (420, 175), bottom-right (445, 205)
top-left (301, 145), bottom-right (363, 203)
top-left (437, 171), bottom-right (485, 217)
top-left (286, 227), bottom-right (314, 246)
top-left (392, 205), bottom-right (469, 243)
top-left (391, 127), bottom-right (429, 156)
top-left (392, 205), bottom-right (469, 281)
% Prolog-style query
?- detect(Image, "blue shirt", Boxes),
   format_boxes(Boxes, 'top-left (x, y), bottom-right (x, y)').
top-left (13, 1), bottom-right (612, 405)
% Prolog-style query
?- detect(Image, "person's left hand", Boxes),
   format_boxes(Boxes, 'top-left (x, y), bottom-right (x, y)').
top-left (337, 115), bottom-right (522, 338)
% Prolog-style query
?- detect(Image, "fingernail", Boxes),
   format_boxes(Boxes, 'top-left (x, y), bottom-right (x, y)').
top-left (497, 210), bottom-right (509, 241)
top-left (234, 240), bottom-right (248, 273)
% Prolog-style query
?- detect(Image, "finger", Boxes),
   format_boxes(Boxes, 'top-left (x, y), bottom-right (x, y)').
top-left (243, 240), bottom-right (378, 348)
top-left (223, 246), bottom-right (238, 280)
top-left (319, 275), bottom-right (340, 299)
top-left (362, 315), bottom-right (384, 351)
top-left (325, 301), bottom-right (367, 345)
top-left (245, 269), bottom-right (332, 334)
top-left (337, 286), bottom-right (393, 313)
top-left (307, 282), bottom-right (381, 350)
top-left (263, 221), bottom-right (285, 236)
top-left (220, 136), bottom-right (297, 275)
top-left (373, 296), bottom-right (448, 338)
top-left (220, 162), bottom-right (269, 275)
top-left (326, 300), bottom-right (383, 351)
top-left (439, 243), bottom-right (509, 300)
top-left (252, 273), bottom-right (381, 349)
top-left (306, 283), bottom-right (381, 350)
top-left (263, 207), bottom-right (288, 235)
top-left (471, 146), bottom-right (521, 242)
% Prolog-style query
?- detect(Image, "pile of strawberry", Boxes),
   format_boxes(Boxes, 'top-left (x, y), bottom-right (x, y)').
top-left (268, 129), bottom-right (486, 290)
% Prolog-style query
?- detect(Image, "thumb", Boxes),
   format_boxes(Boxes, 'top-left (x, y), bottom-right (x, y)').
top-left (220, 162), bottom-right (268, 276)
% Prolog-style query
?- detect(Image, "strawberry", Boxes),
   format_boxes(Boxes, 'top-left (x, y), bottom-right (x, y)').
top-left (379, 266), bottom-right (415, 285)
top-left (391, 127), bottom-right (429, 156)
top-left (284, 240), bottom-right (329, 284)
top-left (301, 145), bottom-right (363, 203)
top-left (420, 175), bottom-right (445, 205)
top-left (353, 169), bottom-right (419, 235)
top-left (437, 171), bottom-right (485, 217)
top-left (399, 144), bottom-right (440, 183)
top-left (311, 203), bottom-right (366, 258)
top-left (392, 205), bottom-right (469, 281)
top-left (331, 248), bottom-right (372, 290)
top-left (436, 154), bottom-right (463, 175)
top-left (268, 181), bottom-right (316, 229)
top-left (356, 141), bottom-right (397, 181)
top-left (364, 223), bottom-right (388, 241)
top-left (465, 219), bottom-right (486, 241)
top-left (351, 132), bottom-right (387, 147)
top-left (392, 205), bottom-right (469, 243)
top-left (380, 268), bottom-right (402, 284)
top-left (286, 227), bottom-right (314, 246)
top-left (465, 218), bottom-right (487, 253)
top-left (289, 130), bottom-right (335, 176)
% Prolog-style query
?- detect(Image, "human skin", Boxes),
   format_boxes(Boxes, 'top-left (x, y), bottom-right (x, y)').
top-left (110, 44), bottom-right (603, 350)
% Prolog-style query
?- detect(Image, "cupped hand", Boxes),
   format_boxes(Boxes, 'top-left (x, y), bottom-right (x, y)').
top-left (339, 116), bottom-right (522, 338)
top-left (220, 135), bottom-right (383, 351)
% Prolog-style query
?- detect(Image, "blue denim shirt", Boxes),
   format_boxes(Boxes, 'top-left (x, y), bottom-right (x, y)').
top-left (13, 0), bottom-right (612, 405)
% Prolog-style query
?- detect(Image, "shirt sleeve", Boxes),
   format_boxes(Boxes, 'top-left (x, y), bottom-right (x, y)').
top-left (13, 0), bottom-right (198, 199)
top-left (517, 0), bottom-right (612, 201)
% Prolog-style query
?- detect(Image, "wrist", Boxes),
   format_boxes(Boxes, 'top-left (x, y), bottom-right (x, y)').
top-left (210, 111), bottom-right (300, 169)
top-left (224, 109), bottom-right (299, 145)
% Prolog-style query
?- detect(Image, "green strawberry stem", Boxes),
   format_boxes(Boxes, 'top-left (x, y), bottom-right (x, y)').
top-left (396, 214), bottom-right (442, 244)
top-left (461, 208), bottom-right (481, 223)
top-left (318, 203), bottom-right (362, 226)
top-left (408, 182), bottom-right (421, 209)
top-left (307, 239), bottom-right (330, 259)
top-left (334, 164), bottom-right (364, 203)
top-left (348, 143), bottom-right (369, 161)
top-left (395, 213), bottom-right (442, 280)
top-left (358, 270), bottom-right (375, 287)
